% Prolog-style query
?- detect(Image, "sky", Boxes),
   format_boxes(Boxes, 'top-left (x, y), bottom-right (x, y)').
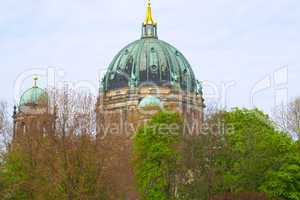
top-left (0, 0), bottom-right (299, 114)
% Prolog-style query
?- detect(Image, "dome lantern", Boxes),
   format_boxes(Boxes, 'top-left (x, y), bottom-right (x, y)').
top-left (142, 0), bottom-right (158, 39)
top-left (33, 76), bottom-right (38, 88)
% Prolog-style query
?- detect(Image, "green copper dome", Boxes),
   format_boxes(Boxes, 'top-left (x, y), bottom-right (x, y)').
top-left (19, 86), bottom-right (48, 107)
top-left (100, 2), bottom-right (202, 94)
top-left (139, 95), bottom-right (162, 108)
top-left (102, 38), bottom-right (198, 93)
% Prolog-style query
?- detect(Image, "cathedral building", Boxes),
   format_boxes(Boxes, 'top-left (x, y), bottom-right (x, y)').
top-left (96, 0), bottom-right (204, 136)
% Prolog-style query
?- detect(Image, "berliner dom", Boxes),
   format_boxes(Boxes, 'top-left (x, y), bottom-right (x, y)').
top-left (97, 0), bottom-right (204, 135)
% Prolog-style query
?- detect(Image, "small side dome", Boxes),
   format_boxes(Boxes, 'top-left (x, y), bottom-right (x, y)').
top-left (139, 95), bottom-right (162, 108)
top-left (19, 77), bottom-right (48, 107)
top-left (19, 87), bottom-right (48, 107)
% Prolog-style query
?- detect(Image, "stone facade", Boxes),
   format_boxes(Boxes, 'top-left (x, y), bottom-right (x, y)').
top-left (96, 85), bottom-right (204, 137)
top-left (13, 105), bottom-right (56, 138)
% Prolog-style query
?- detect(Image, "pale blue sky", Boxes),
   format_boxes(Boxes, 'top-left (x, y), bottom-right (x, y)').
top-left (0, 0), bottom-right (299, 113)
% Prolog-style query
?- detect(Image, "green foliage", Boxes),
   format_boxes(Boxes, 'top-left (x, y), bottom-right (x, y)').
top-left (133, 111), bottom-right (183, 200)
top-left (219, 108), bottom-right (295, 193)
top-left (0, 151), bottom-right (31, 200)
top-left (260, 154), bottom-right (300, 200)
top-left (180, 108), bottom-right (299, 200)
top-left (1, 107), bottom-right (299, 200)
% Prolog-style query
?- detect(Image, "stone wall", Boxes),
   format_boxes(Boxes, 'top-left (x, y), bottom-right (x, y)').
top-left (96, 86), bottom-right (204, 137)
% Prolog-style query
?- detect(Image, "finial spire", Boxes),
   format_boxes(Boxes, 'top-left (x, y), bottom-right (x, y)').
top-left (33, 76), bottom-right (38, 87)
top-left (144, 0), bottom-right (156, 25)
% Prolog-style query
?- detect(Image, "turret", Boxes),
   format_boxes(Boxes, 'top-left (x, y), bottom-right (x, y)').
top-left (13, 77), bottom-right (56, 138)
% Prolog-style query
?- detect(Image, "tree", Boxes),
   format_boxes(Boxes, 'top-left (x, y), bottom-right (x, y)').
top-left (0, 101), bottom-right (12, 150)
top-left (180, 108), bottom-right (297, 200)
top-left (273, 98), bottom-right (300, 138)
top-left (133, 111), bottom-right (183, 200)
top-left (219, 108), bottom-right (295, 193)
top-left (179, 134), bottom-right (225, 200)
top-left (260, 151), bottom-right (300, 200)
